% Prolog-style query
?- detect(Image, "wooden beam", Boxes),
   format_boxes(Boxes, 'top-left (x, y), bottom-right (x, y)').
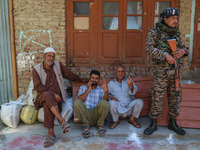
top-left (9, 0), bottom-right (18, 100)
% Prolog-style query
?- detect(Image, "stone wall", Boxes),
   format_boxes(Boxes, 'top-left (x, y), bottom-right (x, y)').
top-left (13, 0), bottom-right (199, 96)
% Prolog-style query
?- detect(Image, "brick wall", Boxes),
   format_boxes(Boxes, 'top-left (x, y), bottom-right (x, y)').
top-left (69, 66), bottom-right (153, 79)
top-left (13, 0), bottom-right (66, 95)
top-left (178, 0), bottom-right (200, 81)
top-left (13, 0), bottom-right (200, 96)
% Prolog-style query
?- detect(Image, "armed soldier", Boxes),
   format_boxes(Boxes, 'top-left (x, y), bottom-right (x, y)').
top-left (144, 7), bottom-right (188, 135)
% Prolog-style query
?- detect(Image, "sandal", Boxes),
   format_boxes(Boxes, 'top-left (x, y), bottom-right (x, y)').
top-left (44, 136), bottom-right (56, 148)
top-left (128, 119), bottom-right (141, 128)
top-left (97, 125), bottom-right (106, 136)
top-left (109, 121), bottom-right (120, 129)
top-left (82, 125), bottom-right (90, 138)
top-left (62, 121), bottom-right (70, 133)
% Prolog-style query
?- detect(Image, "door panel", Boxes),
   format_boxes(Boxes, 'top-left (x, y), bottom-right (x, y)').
top-left (196, 34), bottom-right (200, 59)
top-left (123, 0), bottom-right (147, 64)
top-left (73, 34), bottom-right (89, 58)
top-left (103, 33), bottom-right (119, 58)
top-left (126, 32), bottom-right (142, 58)
top-left (67, 0), bottom-right (97, 65)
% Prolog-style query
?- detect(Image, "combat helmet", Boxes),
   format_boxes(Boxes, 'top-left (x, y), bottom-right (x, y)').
top-left (160, 7), bottom-right (179, 21)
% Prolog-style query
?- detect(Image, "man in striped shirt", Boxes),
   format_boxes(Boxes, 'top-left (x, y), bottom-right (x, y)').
top-left (73, 70), bottom-right (109, 138)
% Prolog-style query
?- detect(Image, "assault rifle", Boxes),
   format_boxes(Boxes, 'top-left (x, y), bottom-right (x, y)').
top-left (167, 39), bottom-right (180, 92)
top-left (167, 39), bottom-right (180, 113)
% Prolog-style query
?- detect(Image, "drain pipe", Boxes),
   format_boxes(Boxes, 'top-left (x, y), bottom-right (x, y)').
top-left (9, 0), bottom-right (18, 100)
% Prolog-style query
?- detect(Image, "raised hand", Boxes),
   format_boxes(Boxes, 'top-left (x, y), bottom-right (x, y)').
top-left (87, 80), bottom-right (92, 90)
top-left (101, 78), bottom-right (108, 92)
top-left (127, 76), bottom-right (133, 86)
top-left (127, 76), bottom-right (134, 93)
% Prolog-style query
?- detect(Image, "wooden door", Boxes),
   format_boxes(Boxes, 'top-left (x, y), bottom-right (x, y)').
top-left (67, 0), bottom-right (178, 66)
top-left (97, 0), bottom-right (123, 64)
top-left (67, 0), bottom-right (97, 66)
top-left (192, 0), bottom-right (200, 66)
top-left (123, 0), bottom-right (147, 64)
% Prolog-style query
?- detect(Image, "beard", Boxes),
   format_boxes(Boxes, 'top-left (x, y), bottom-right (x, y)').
top-left (91, 82), bottom-right (98, 86)
top-left (45, 60), bottom-right (54, 66)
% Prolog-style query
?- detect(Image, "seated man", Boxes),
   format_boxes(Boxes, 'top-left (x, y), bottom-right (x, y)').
top-left (73, 70), bottom-right (109, 138)
top-left (32, 47), bottom-right (87, 148)
top-left (108, 65), bottom-right (143, 129)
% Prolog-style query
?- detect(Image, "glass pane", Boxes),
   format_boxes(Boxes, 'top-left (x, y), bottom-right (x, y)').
top-left (199, 12), bottom-right (200, 20)
top-left (127, 1), bottom-right (143, 15)
top-left (74, 2), bottom-right (89, 15)
top-left (155, 2), bottom-right (171, 15)
top-left (199, 0), bottom-right (200, 9)
top-left (103, 2), bottom-right (118, 15)
top-left (154, 17), bottom-right (161, 25)
top-left (74, 17), bottom-right (89, 29)
top-left (127, 16), bottom-right (142, 29)
top-left (103, 17), bottom-right (118, 30)
top-left (198, 23), bottom-right (200, 31)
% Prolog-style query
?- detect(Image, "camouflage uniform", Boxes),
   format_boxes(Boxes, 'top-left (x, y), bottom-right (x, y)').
top-left (146, 22), bottom-right (188, 119)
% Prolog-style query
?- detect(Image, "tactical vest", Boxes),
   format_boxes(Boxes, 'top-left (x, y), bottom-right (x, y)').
top-left (153, 23), bottom-right (183, 67)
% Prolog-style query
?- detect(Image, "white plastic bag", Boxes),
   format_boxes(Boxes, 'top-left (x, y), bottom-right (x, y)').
top-left (26, 80), bottom-right (35, 106)
top-left (1, 99), bottom-right (27, 128)
top-left (37, 108), bottom-right (44, 123)
top-left (54, 98), bottom-right (73, 125)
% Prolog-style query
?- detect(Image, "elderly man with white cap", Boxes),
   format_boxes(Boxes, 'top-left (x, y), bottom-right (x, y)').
top-left (32, 47), bottom-right (87, 148)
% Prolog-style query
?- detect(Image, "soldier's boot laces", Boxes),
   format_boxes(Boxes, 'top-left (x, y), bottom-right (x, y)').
top-left (144, 118), bottom-right (158, 135)
top-left (168, 118), bottom-right (186, 135)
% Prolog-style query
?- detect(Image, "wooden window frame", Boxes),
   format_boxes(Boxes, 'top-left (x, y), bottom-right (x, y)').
top-left (192, 0), bottom-right (200, 66)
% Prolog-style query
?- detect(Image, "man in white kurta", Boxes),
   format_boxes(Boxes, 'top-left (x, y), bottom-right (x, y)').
top-left (108, 65), bottom-right (143, 129)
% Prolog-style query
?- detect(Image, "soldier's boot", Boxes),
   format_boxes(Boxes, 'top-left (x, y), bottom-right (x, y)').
top-left (144, 118), bottom-right (158, 135)
top-left (168, 118), bottom-right (186, 135)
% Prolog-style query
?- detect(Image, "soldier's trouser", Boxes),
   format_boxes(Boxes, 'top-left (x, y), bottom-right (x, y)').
top-left (149, 67), bottom-right (182, 119)
top-left (73, 99), bottom-right (109, 126)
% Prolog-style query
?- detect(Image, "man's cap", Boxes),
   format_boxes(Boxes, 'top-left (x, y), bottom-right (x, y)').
top-left (44, 47), bottom-right (56, 54)
top-left (160, 7), bottom-right (179, 20)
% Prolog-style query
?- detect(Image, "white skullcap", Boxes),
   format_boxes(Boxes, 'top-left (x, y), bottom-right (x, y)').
top-left (44, 47), bottom-right (56, 54)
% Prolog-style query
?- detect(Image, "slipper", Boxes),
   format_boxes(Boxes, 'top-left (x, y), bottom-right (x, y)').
top-left (97, 125), bottom-right (106, 136)
top-left (109, 121), bottom-right (120, 129)
top-left (44, 136), bottom-right (56, 148)
top-left (82, 125), bottom-right (90, 138)
top-left (128, 120), bottom-right (141, 128)
top-left (62, 121), bottom-right (70, 133)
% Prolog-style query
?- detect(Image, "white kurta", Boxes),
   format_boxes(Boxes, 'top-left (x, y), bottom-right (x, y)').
top-left (108, 78), bottom-right (143, 122)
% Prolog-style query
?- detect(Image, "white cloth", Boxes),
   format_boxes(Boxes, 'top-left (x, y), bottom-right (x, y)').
top-left (44, 47), bottom-right (56, 54)
top-left (108, 78), bottom-right (143, 122)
